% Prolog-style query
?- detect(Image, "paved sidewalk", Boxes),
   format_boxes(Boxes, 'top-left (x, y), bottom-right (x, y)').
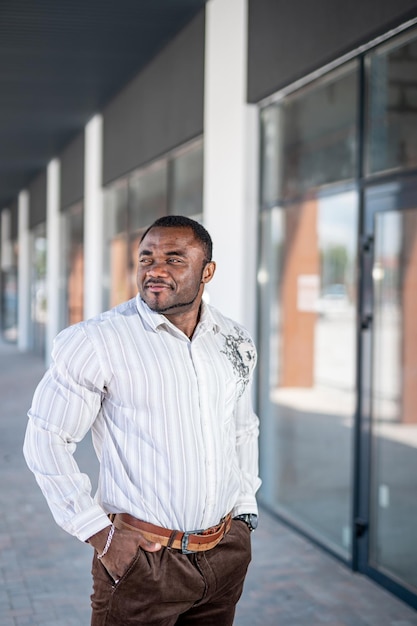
top-left (1, 339), bottom-right (417, 625)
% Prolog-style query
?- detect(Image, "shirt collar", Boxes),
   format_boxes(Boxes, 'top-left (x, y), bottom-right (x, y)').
top-left (135, 294), bottom-right (221, 337)
top-left (197, 301), bottom-right (221, 336)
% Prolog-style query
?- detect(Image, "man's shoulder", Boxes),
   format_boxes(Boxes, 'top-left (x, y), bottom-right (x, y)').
top-left (207, 304), bottom-right (254, 343)
top-left (88, 298), bottom-right (138, 325)
top-left (57, 298), bottom-right (139, 341)
top-left (207, 305), bottom-right (257, 383)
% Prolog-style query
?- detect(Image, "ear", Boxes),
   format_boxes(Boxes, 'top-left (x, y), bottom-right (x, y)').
top-left (202, 261), bottom-right (216, 284)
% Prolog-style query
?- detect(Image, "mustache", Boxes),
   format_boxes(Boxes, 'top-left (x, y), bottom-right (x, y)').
top-left (144, 279), bottom-right (173, 288)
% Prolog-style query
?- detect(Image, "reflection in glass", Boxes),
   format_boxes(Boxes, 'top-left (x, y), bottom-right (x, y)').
top-left (129, 161), bottom-right (167, 231)
top-left (31, 224), bottom-right (47, 357)
top-left (258, 189), bottom-right (358, 557)
top-left (261, 106), bottom-right (284, 208)
top-left (370, 207), bottom-right (417, 591)
top-left (261, 63), bottom-right (358, 205)
top-left (259, 64), bottom-right (359, 557)
top-left (1, 240), bottom-right (18, 341)
top-left (62, 203), bottom-right (84, 327)
top-left (367, 31), bottom-right (417, 174)
top-left (170, 141), bottom-right (203, 217)
top-left (103, 179), bottom-right (129, 309)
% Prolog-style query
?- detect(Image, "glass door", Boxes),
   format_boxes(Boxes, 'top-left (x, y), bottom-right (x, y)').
top-left (258, 61), bottom-right (359, 560)
top-left (258, 185), bottom-right (358, 558)
top-left (360, 178), bottom-right (417, 604)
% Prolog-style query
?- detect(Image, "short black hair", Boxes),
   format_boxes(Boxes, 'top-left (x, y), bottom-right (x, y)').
top-left (140, 215), bottom-right (213, 262)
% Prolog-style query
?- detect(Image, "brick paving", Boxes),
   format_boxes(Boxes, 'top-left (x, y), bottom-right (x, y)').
top-left (1, 338), bottom-right (417, 625)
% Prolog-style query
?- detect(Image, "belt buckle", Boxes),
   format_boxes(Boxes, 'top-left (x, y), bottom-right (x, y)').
top-left (181, 531), bottom-right (195, 554)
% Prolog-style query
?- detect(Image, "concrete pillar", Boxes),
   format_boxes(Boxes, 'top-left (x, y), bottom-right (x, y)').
top-left (203, 0), bottom-right (258, 336)
top-left (84, 114), bottom-right (104, 320)
top-left (17, 190), bottom-right (32, 351)
top-left (45, 158), bottom-right (61, 363)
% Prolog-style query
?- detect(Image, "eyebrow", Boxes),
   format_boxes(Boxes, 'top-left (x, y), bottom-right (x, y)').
top-left (139, 248), bottom-right (187, 257)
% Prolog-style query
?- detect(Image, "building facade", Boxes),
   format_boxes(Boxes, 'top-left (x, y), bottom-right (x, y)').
top-left (1, 0), bottom-right (417, 610)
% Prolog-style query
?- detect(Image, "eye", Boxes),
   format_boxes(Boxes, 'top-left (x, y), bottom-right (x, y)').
top-left (139, 257), bottom-right (152, 265)
top-left (167, 257), bottom-right (183, 264)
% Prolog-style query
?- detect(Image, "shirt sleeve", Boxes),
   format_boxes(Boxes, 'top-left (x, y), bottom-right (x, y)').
top-left (23, 324), bottom-right (111, 542)
top-left (232, 341), bottom-right (262, 518)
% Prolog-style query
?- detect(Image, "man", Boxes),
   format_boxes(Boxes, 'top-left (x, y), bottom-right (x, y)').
top-left (24, 215), bottom-right (261, 625)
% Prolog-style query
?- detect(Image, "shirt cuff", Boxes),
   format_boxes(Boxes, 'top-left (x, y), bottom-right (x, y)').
top-left (67, 505), bottom-right (113, 542)
top-left (232, 495), bottom-right (258, 518)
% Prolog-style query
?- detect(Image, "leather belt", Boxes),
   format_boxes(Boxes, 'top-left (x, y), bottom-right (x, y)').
top-left (113, 512), bottom-right (232, 554)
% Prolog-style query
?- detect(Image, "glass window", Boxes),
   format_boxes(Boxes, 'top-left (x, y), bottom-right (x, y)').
top-left (261, 63), bottom-right (358, 205)
top-left (258, 189), bottom-right (358, 557)
top-left (61, 203), bottom-right (84, 327)
top-left (366, 31), bottom-right (417, 175)
top-left (129, 161), bottom-right (167, 232)
top-left (1, 267), bottom-right (18, 341)
top-left (261, 106), bottom-right (283, 208)
top-left (31, 224), bottom-right (47, 357)
top-left (259, 65), bottom-right (359, 558)
top-left (366, 179), bottom-right (417, 593)
top-left (258, 24), bottom-right (417, 606)
top-left (170, 140), bottom-right (203, 218)
top-left (103, 179), bottom-right (129, 309)
top-left (1, 239), bottom-right (18, 342)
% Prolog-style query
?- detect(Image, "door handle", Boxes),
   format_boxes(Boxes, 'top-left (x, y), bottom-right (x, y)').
top-left (361, 314), bottom-right (373, 330)
top-left (354, 518), bottom-right (368, 538)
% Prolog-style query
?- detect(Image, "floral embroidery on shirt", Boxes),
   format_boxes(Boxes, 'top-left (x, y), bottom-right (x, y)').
top-left (221, 327), bottom-right (256, 397)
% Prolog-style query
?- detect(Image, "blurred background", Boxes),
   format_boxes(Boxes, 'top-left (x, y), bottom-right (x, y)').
top-left (1, 0), bottom-right (417, 613)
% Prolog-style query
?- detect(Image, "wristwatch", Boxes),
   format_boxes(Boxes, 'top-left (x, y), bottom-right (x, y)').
top-left (233, 513), bottom-right (258, 531)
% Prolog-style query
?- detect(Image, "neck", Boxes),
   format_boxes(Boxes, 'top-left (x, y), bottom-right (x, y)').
top-left (164, 305), bottom-right (202, 339)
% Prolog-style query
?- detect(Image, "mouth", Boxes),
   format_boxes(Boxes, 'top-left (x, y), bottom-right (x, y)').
top-left (144, 281), bottom-right (173, 293)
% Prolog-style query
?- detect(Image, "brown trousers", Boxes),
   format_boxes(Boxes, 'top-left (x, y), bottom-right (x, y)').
top-left (90, 519), bottom-right (252, 626)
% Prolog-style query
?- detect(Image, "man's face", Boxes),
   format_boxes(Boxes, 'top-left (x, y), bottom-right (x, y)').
top-left (137, 226), bottom-right (215, 316)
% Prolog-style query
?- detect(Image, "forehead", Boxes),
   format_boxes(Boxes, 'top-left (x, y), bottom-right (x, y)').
top-left (139, 226), bottom-right (203, 254)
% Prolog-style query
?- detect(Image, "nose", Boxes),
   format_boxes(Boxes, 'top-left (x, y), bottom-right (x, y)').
top-left (145, 260), bottom-right (169, 277)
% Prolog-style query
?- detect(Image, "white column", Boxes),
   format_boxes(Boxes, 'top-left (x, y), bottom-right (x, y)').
top-left (84, 114), bottom-right (104, 320)
top-left (1, 209), bottom-right (13, 270)
top-left (203, 0), bottom-right (259, 336)
top-left (17, 190), bottom-right (32, 351)
top-left (45, 158), bottom-right (61, 363)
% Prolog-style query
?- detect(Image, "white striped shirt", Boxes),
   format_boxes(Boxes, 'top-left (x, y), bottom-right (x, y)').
top-left (23, 295), bottom-right (261, 542)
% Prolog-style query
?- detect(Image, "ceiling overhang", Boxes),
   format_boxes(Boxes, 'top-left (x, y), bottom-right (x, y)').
top-left (0, 0), bottom-right (207, 209)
